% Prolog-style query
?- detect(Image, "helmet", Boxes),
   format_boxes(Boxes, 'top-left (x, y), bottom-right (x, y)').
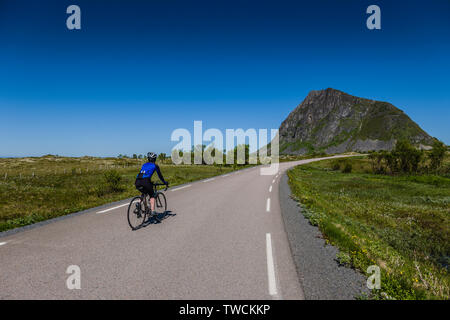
top-left (147, 152), bottom-right (157, 162)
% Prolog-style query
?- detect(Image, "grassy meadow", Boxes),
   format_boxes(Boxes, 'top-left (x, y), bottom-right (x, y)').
top-left (0, 155), bottom-right (245, 232)
top-left (288, 155), bottom-right (449, 299)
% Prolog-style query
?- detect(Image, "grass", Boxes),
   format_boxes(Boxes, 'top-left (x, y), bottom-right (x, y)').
top-left (287, 156), bottom-right (449, 299)
top-left (0, 155), bottom-right (249, 232)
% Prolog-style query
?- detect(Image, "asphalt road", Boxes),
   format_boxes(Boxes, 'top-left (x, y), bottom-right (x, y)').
top-left (0, 155), bottom-right (353, 300)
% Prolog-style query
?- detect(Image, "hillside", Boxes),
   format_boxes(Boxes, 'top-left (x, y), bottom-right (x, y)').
top-left (279, 88), bottom-right (435, 155)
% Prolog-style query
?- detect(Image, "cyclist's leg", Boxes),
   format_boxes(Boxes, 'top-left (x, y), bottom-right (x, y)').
top-left (144, 179), bottom-right (156, 212)
top-left (150, 197), bottom-right (155, 212)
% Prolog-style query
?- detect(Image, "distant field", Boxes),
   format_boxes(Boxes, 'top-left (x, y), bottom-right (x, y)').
top-left (288, 155), bottom-right (449, 299)
top-left (0, 156), bottom-right (246, 232)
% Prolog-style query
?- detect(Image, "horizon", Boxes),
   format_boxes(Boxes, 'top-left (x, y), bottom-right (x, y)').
top-left (1, 0), bottom-right (449, 157)
top-left (0, 86), bottom-right (448, 159)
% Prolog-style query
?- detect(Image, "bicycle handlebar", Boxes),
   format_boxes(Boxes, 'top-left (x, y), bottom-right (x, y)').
top-left (153, 182), bottom-right (169, 191)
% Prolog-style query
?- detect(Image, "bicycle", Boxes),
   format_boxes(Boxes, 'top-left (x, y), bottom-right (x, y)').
top-left (127, 182), bottom-right (168, 230)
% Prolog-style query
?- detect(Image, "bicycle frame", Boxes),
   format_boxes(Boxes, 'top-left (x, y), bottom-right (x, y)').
top-left (140, 182), bottom-right (167, 212)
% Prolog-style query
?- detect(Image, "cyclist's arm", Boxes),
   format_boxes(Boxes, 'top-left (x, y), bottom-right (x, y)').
top-left (155, 164), bottom-right (168, 185)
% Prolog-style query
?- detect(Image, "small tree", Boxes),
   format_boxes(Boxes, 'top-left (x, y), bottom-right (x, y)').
top-left (428, 140), bottom-right (446, 171)
top-left (342, 162), bottom-right (352, 173)
top-left (392, 140), bottom-right (423, 174)
top-left (158, 153), bottom-right (167, 162)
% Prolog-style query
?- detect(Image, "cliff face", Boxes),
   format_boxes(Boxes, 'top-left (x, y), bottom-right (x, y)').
top-left (279, 88), bottom-right (435, 155)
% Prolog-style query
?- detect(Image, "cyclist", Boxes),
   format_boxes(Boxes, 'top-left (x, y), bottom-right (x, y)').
top-left (135, 152), bottom-right (169, 219)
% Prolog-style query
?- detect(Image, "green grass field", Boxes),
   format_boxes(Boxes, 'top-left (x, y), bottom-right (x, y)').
top-left (0, 155), bottom-right (246, 232)
top-left (287, 156), bottom-right (449, 300)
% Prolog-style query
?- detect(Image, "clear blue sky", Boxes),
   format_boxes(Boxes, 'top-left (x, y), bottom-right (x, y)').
top-left (1, 0), bottom-right (449, 157)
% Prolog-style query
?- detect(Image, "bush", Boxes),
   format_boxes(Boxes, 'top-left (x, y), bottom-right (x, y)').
top-left (331, 161), bottom-right (341, 171)
top-left (342, 162), bottom-right (352, 173)
top-left (103, 170), bottom-right (123, 192)
top-left (369, 141), bottom-right (426, 175)
top-left (428, 140), bottom-right (446, 171)
top-left (393, 140), bottom-right (423, 174)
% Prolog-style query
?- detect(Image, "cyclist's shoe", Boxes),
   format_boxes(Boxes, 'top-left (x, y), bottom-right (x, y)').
top-left (152, 211), bottom-right (161, 223)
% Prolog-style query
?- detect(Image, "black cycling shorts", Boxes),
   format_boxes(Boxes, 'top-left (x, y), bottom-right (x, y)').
top-left (135, 178), bottom-right (155, 197)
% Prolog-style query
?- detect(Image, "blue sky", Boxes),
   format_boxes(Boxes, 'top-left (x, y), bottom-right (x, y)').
top-left (1, 0), bottom-right (449, 157)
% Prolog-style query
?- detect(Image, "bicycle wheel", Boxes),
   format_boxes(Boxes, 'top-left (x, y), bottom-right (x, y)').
top-left (127, 196), bottom-right (147, 230)
top-left (154, 192), bottom-right (167, 215)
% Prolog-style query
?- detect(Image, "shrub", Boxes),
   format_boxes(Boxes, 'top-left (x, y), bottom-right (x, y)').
top-left (428, 140), bottom-right (446, 171)
top-left (331, 161), bottom-right (341, 171)
top-left (393, 140), bottom-right (423, 174)
top-left (370, 141), bottom-right (426, 175)
top-left (342, 162), bottom-right (352, 173)
top-left (103, 170), bottom-right (122, 192)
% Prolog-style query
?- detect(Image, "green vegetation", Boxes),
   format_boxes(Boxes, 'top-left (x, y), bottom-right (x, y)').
top-left (368, 140), bottom-right (449, 175)
top-left (0, 155), bottom-right (249, 232)
top-left (288, 154), bottom-right (450, 299)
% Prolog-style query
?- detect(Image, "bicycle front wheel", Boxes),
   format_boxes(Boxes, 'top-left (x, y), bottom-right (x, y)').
top-left (154, 192), bottom-right (167, 215)
top-left (127, 196), bottom-right (147, 230)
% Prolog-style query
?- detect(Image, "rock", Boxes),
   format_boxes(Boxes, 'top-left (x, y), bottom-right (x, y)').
top-left (279, 88), bottom-right (435, 154)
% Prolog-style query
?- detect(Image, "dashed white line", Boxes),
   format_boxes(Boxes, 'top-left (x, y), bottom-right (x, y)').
top-left (203, 178), bottom-right (215, 182)
top-left (266, 233), bottom-right (278, 296)
top-left (272, 179), bottom-right (275, 184)
top-left (96, 203), bottom-right (129, 214)
top-left (0, 241), bottom-right (8, 246)
top-left (269, 185), bottom-right (272, 193)
top-left (266, 198), bottom-right (271, 212)
top-left (171, 184), bottom-right (191, 191)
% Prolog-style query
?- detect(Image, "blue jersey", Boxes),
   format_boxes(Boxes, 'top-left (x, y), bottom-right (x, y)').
top-left (136, 162), bottom-right (166, 183)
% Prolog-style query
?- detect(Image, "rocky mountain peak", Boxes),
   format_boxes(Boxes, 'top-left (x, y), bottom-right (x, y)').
top-left (279, 88), bottom-right (435, 155)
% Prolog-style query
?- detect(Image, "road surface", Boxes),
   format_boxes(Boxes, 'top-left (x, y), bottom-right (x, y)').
top-left (0, 156), bottom-right (350, 299)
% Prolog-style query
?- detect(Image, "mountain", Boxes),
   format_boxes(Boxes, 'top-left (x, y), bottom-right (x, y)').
top-left (279, 88), bottom-right (435, 155)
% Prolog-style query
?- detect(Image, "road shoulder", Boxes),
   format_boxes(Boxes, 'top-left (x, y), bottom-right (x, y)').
top-left (279, 170), bottom-right (369, 300)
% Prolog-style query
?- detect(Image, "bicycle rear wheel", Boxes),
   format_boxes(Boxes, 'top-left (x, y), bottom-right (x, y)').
top-left (127, 196), bottom-right (147, 230)
top-left (154, 192), bottom-right (167, 215)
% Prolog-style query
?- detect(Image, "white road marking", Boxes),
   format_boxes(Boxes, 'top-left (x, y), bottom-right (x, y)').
top-left (269, 185), bottom-right (272, 193)
top-left (266, 198), bottom-right (271, 212)
top-left (96, 203), bottom-right (129, 214)
top-left (203, 178), bottom-right (215, 182)
top-left (0, 241), bottom-right (8, 246)
top-left (223, 174), bottom-right (230, 177)
top-left (171, 184), bottom-right (191, 191)
top-left (266, 233), bottom-right (278, 296)
top-left (272, 179), bottom-right (275, 184)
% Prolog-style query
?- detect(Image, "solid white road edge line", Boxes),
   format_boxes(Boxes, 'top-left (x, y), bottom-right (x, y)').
top-left (266, 198), bottom-right (271, 212)
top-left (171, 184), bottom-right (192, 192)
top-left (203, 178), bottom-right (215, 182)
top-left (266, 233), bottom-right (278, 296)
top-left (96, 203), bottom-right (129, 214)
